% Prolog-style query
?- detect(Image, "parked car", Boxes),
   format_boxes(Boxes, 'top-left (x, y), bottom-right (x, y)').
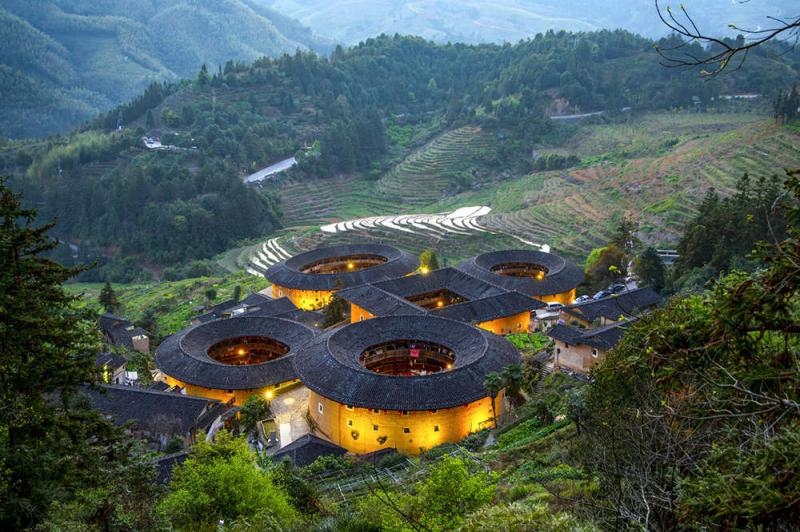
top-left (593, 290), bottom-right (611, 300)
top-left (574, 295), bottom-right (591, 304)
top-left (609, 283), bottom-right (626, 294)
top-left (545, 302), bottom-right (564, 312)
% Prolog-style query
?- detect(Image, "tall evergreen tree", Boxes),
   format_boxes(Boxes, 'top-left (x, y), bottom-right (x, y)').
top-left (98, 280), bottom-right (120, 313)
top-left (0, 179), bottom-right (159, 528)
top-left (635, 247), bottom-right (666, 293)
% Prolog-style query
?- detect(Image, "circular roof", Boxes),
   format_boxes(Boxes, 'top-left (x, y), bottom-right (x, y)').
top-left (265, 244), bottom-right (420, 291)
top-left (156, 317), bottom-right (317, 390)
top-left (293, 316), bottom-right (520, 411)
top-left (457, 250), bottom-right (583, 297)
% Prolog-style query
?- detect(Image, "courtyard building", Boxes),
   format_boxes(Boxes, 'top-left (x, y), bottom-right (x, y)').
top-left (456, 249), bottom-right (584, 306)
top-left (293, 315), bottom-right (520, 455)
top-left (265, 244), bottom-right (420, 310)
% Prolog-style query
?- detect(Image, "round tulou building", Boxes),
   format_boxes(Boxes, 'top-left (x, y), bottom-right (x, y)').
top-left (293, 315), bottom-right (520, 455)
top-left (457, 249), bottom-right (583, 306)
top-left (155, 316), bottom-right (317, 405)
top-left (265, 244), bottom-right (420, 310)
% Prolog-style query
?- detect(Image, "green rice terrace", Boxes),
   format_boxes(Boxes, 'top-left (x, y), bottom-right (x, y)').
top-left (232, 111), bottom-right (800, 274)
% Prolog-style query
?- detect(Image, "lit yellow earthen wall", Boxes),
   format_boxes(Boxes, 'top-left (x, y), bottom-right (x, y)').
top-left (308, 389), bottom-right (504, 455)
top-left (350, 304), bottom-right (376, 323)
top-left (272, 285), bottom-right (334, 310)
top-left (477, 312), bottom-right (531, 335)
top-left (162, 375), bottom-right (299, 405)
top-left (535, 288), bottom-right (577, 306)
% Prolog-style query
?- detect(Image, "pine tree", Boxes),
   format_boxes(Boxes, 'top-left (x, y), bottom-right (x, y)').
top-left (635, 247), bottom-right (666, 293)
top-left (0, 179), bottom-right (159, 528)
top-left (197, 64), bottom-right (210, 86)
top-left (98, 280), bottom-right (120, 313)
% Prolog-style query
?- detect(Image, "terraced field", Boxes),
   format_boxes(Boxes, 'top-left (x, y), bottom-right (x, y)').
top-left (473, 119), bottom-right (800, 252)
top-left (230, 112), bottom-right (800, 275)
top-left (376, 126), bottom-right (496, 206)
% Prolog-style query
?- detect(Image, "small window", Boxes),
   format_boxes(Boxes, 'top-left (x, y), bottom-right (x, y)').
top-left (347, 419), bottom-right (353, 427)
top-left (430, 409), bottom-right (438, 414)
top-left (403, 427), bottom-right (411, 434)
top-left (556, 347), bottom-right (561, 354)
top-left (434, 425), bottom-right (440, 432)
top-left (359, 315), bottom-right (365, 321)
top-left (345, 404), bottom-right (354, 411)
top-left (373, 424), bottom-right (379, 431)
top-left (402, 410), bottom-right (409, 416)
top-left (592, 349), bottom-right (599, 358)
top-left (372, 408), bottom-right (380, 414)
top-left (565, 343), bottom-right (570, 348)
top-left (317, 402), bottom-right (324, 414)
top-left (226, 389), bottom-right (233, 394)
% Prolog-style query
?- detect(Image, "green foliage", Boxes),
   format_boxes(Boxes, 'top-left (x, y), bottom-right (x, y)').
top-left (67, 272), bottom-right (268, 336)
top-left (673, 173), bottom-right (788, 283)
top-left (0, 0), bottom-right (331, 137)
top-left (458, 498), bottom-right (594, 531)
top-left (302, 454), bottom-right (353, 476)
top-left (98, 280), bottom-right (120, 313)
top-left (160, 431), bottom-right (296, 530)
top-left (583, 243), bottom-right (627, 292)
top-left (419, 248), bottom-right (440, 271)
top-left (238, 395), bottom-right (272, 436)
top-left (506, 332), bottom-right (549, 352)
top-left (0, 179), bottom-right (161, 529)
top-left (361, 456), bottom-right (497, 531)
top-left (635, 246), bottom-right (666, 293)
top-left (577, 173), bottom-right (800, 528)
top-left (322, 294), bottom-right (348, 328)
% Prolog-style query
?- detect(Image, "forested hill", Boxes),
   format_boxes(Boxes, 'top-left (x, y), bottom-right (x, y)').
top-left (4, 31), bottom-right (799, 282)
top-left (264, 0), bottom-right (798, 46)
top-left (0, 0), bottom-right (331, 138)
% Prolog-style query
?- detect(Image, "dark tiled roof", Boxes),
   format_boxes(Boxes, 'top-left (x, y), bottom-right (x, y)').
top-left (155, 452), bottom-right (189, 484)
top-left (148, 381), bottom-right (171, 392)
top-left (433, 291), bottom-right (543, 324)
top-left (156, 316), bottom-right (317, 390)
top-left (83, 385), bottom-right (223, 434)
top-left (548, 320), bottom-right (631, 351)
top-left (96, 351), bottom-right (126, 371)
top-left (293, 315), bottom-right (521, 411)
top-left (195, 293), bottom-right (289, 323)
top-left (265, 244), bottom-right (420, 291)
top-left (373, 267), bottom-right (506, 301)
top-left (337, 285), bottom-right (427, 317)
top-left (456, 250), bottom-right (583, 297)
top-left (273, 434), bottom-right (347, 467)
top-left (562, 288), bottom-right (661, 323)
top-left (273, 308), bottom-right (325, 329)
top-left (99, 313), bottom-right (149, 350)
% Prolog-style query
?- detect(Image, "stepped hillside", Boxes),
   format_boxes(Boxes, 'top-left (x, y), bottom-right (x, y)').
top-left (0, 0), bottom-right (330, 138)
top-left (5, 32), bottom-right (799, 282)
top-left (232, 112), bottom-right (800, 275)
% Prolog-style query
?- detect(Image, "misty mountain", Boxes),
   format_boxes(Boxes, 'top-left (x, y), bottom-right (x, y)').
top-left (0, 0), bottom-right (331, 138)
top-left (263, 0), bottom-right (797, 45)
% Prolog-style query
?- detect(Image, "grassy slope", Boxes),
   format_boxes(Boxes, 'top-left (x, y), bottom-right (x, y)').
top-left (253, 111), bottom-right (800, 267)
top-left (68, 272), bottom-right (268, 336)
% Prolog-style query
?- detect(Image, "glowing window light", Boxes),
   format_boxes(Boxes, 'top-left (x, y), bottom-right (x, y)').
top-left (265, 390), bottom-right (274, 400)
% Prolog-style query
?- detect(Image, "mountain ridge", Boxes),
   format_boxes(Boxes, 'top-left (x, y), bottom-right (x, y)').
top-left (0, 0), bottom-right (332, 138)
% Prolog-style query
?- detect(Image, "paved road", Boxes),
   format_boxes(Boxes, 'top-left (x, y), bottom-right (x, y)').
top-left (244, 157), bottom-right (297, 184)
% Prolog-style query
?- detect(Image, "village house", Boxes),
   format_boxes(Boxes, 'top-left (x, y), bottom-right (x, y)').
top-left (84, 385), bottom-right (233, 450)
top-left (95, 351), bottom-right (127, 385)
top-left (560, 287), bottom-right (662, 328)
top-left (99, 313), bottom-right (151, 354)
top-left (548, 320), bottom-right (632, 374)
